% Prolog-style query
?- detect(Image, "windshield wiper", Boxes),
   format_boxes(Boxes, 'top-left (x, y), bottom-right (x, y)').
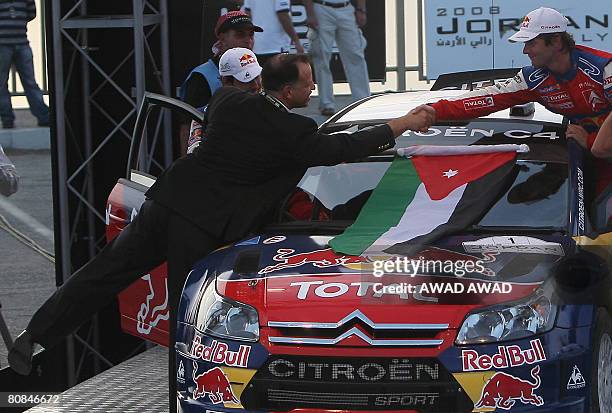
top-left (468, 225), bottom-right (566, 234)
top-left (265, 220), bottom-right (352, 234)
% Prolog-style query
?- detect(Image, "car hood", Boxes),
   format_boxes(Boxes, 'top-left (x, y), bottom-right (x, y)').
top-left (208, 233), bottom-right (568, 328)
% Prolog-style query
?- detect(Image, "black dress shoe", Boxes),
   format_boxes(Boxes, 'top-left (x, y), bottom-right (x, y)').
top-left (2, 121), bottom-right (14, 129)
top-left (8, 330), bottom-right (34, 375)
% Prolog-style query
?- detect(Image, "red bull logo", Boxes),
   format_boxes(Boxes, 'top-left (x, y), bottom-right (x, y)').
top-left (521, 16), bottom-right (530, 28)
top-left (239, 53), bottom-right (256, 67)
top-left (475, 365), bottom-right (544, 410)
top-left (190, 337), bottom-right (251, 368)
top-left (136, 274), bottom-right (169, 335)
top-left (192, 362), bottom-right (239, 404)
top-left (462, 339), bottom-right (546, 372)
top-left (259, 248), bottom-right (369, 274)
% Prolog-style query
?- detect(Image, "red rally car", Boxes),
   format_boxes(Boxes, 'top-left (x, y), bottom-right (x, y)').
top-left (108, 78), bottom-right (612, 413)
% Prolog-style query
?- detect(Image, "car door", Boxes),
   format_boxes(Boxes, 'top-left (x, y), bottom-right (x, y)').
top-left (106, 92), bottom-right (204, 346)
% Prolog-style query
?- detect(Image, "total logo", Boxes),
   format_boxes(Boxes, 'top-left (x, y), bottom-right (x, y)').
top-left (192, 362), bottom-right (239, 404)
top-left (190, 336), bottom-right (251, 368)
top-left (542, 92), bottom-right (570, 102)
top-left (475, 365), bottom-right (544, 410)
top-left (463, 96), bottom-right (494, 111)
top-left (462, 339), bottom-right (546, 371)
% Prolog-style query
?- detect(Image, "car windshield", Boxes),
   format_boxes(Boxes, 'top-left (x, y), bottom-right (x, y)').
top-left (279, 120), bottom-right (568, 232)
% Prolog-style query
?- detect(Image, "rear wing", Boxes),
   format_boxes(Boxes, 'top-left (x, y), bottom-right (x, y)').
top-left (431, 68), bottom-right (520, 91)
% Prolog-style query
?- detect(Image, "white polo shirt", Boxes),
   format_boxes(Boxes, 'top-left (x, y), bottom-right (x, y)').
top-left (244, 0), bottom-right (292, 55)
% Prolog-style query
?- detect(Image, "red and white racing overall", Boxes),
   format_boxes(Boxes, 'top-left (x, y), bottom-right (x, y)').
top-left (431, 45), bottom-right (612, 191)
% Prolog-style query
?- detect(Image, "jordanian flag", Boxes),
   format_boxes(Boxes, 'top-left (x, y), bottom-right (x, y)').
top-left (329, 145), bottom-right (526, 255)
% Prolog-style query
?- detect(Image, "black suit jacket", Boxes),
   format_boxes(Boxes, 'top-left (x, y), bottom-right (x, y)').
top-left (146, 87), bottom-right (394, 242)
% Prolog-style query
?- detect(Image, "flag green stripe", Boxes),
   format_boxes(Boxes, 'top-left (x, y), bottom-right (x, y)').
top-left (329, 157), bottom-right (421, 255)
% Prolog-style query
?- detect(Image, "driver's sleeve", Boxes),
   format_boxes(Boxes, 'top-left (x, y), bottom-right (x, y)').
top-left (431, 70), bottom-right (538, 120)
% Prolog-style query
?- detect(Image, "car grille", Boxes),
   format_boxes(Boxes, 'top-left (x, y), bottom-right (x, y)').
top-left (267, 310), bottom-right (447, 347)
top-left (241, 356), bottom-right (473, 412)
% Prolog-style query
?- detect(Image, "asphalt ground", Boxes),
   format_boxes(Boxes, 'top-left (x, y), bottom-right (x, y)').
top-left (0, 95), bottom-right (354, 369)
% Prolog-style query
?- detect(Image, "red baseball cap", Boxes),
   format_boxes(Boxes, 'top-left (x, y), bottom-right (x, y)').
top-left (214, 11), bottom-right (263, 37)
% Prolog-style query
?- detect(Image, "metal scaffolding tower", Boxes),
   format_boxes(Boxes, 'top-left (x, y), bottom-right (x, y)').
top-left (48, 0), bottom-right (171, 386)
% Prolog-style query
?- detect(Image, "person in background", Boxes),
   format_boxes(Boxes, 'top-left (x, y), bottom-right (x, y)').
top-left (304, 0), bottom-right (370, 116)
top-left (187, 47), bottom-right (262, 154)
top-left (243, 0), bottom-right (304, 67)
top-left (0, 0), bottom-right (49, 129)
top-left (179, 10), bottom-right (262, 109)
top-left (178, 10), bottom-right (262, 154)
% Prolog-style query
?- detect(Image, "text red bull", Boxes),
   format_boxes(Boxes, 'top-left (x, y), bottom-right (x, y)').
top-left (190, 337), bottom-right (251, 368)
top-left (192, 362), bottom-right (239, 404)
top-left (475, 365), bottom-right (544, 410)
top-left (462, 339), bottom-right (546, 371)
top-left (259, 248), bottom-right (368, 274)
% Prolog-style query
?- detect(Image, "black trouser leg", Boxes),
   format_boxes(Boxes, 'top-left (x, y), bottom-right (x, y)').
top-left (26, 200), bottom-right (170, 349)
top-left (166, 213), bottom-right (221, 413)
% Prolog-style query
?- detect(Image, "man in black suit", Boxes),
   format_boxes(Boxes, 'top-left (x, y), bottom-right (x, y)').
top-left (9, 53), bottom-right (433, 409)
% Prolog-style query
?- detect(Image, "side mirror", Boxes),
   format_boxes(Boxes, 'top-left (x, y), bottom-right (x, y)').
top-left (510, 102), bottom-right (535, 117)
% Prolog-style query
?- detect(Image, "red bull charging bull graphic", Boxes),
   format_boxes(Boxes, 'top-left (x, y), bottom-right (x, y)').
top-left (192, 362), bottom-right (239, 404)
top-left (258, 248), bottom-right (369, 274)
top-left (136, 273), bottom-right (169, 335)
top-left (475, 365), bottom-right (544, 410)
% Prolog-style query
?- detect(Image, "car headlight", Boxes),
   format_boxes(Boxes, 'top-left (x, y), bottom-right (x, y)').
top-left (196, 279), bottom-right (259, 342)
top-left (456, 289), bottom-right (556, 345)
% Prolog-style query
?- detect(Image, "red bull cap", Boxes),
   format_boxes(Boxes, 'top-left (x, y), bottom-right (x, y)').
top-left (219, 47), bottom-right (262, 83)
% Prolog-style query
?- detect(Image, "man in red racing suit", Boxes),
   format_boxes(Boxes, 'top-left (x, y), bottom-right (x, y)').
top-left (426, 7), bottom-right (612, 192)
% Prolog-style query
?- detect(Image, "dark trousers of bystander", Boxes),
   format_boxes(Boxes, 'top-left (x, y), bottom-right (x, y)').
top-left (0, 44), bottom-right (49, 127)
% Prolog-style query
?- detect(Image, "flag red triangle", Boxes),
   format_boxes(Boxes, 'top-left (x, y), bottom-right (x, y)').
top-left (412, 152), bottom-right (516, 200)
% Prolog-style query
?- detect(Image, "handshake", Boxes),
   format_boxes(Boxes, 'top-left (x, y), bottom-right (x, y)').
top-left (407, 104), bottom-right (437, 132)
top-left (387, 104), bottom-right (437, 138)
